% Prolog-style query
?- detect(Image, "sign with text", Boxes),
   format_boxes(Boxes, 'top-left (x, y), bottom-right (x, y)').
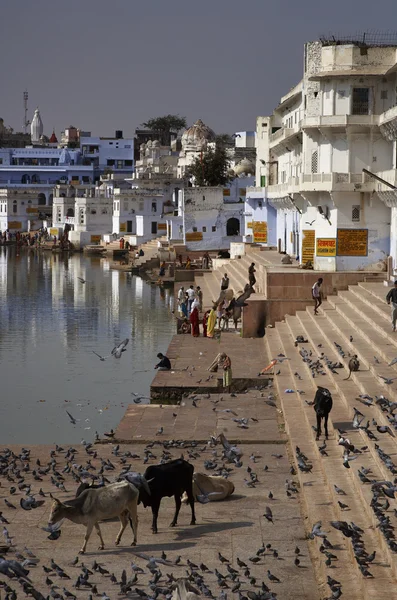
top-left (302, 229), bottom-right (315, 263)
top-left (316, 238), bottom-right (337, 256)
top-left (90, 235), bottom-right (101, 243)
top-left (223, 189), bottom-right (231, 196)
top-left (252, 221), bottom-right (267, 243)
top-left (119, 222), bottom-right (127, 232)
top-left (186, 231), bottom-right (203, 242)
top-left (337, 228), bottom-right (368, 256)
top-left (247, 222), bottom-right (253, 229)
top-left (157, 223), bottom-right (167, 230)
top-left (8, 221), bottom-right (22, 230)
top-left (49, 228), bottom-right (59, 236)
top-left (26, 207), bottom-right (38, 214)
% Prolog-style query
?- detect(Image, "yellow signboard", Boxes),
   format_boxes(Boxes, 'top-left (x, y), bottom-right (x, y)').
top-left (8, 221), bottom-right (22, 229)
top-left (49, 228), bottom-right (59, 236)
top-left (316, 238), bottom-right (337, 256)
top-left (186, 231), bottom-right (203, 242)
top-left (302, 229), bottom-right (315, 263)
top-left (252, 221), bottom-right (267, 243)
top-left (223, 189), bottom-right (231, 196)
top-left (337, 229), bottom-right (368, 256)
top-left (90, 235), bottom-right (101, 243)
top-left (26, 207), bottom-right (38, 214)
top-left (157, 223), bottom-right (167, 231)
top-left (247, 222), bottom-right (253, 229)
top-left (119, 222), bottom-right (127, 232)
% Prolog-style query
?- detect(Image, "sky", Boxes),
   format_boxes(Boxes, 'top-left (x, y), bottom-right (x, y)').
top-left (2, 0), bottom-right (397, 139)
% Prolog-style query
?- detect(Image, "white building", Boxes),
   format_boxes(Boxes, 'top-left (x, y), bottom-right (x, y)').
top-left (0, 187), bottom-right (43, 232)
top-left (257, 36), bottom-right (397, 271)
top-left (111, 187), bottom-right (169, 242)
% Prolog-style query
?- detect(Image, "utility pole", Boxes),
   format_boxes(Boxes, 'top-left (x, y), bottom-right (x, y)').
top-left (23, 90), bottom-right (30, 133)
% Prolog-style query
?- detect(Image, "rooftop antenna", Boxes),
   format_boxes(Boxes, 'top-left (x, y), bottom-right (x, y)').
top-left (23, 90), bottom-right (30, 134)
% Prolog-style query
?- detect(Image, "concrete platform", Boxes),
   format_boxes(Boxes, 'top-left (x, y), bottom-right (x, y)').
top-left (0, 436), bottom-right (319, 600)
top-left (150, 332), bottom-right (268, 402)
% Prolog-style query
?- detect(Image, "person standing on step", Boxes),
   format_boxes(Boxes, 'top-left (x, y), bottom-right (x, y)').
top-left (248, 262), bottom-right (256, 288)
top-left (221, 273), bottom-right (229, 292)
top-left (312, 277), bottom-right (323, 315)
top-left (386, 280), bottom-right (397, 331)
top-left (186, 285), bottom-right (196, 315)
top-left (196, 286), bottom-right (203, 312)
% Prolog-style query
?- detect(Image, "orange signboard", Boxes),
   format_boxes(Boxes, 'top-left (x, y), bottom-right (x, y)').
top-left (186, 231), bottom-right (203, 242)
top-left (90, 235), bottom-right (101, 243)
top-left (316, 238), bottom-right (337, 256)
top-left (337, 229), bottom-right (368, 256)
top-left (8, 221), bottom-right (22, 229)
top-left (157, 223), bottom-right (167, 231)
top-left (26, 207), bottom-right (38, 214)
top-left (302, 229), bottom-right (315, 263)
top-left (252, 221), bottom-right (267, 243)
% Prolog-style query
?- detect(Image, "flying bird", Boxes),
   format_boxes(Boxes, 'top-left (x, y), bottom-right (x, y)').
top-left (92, 351), bottom-right (109, 361)
top-left (111, 338), bottom-right (129, 359)
top-left (77, 277), bottom-right (86, 284)
top-left (305, 220), bottom-right (315, 226)
top-left (66, 411), bottom-right (78, 425)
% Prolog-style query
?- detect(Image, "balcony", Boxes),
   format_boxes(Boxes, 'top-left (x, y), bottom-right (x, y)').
top-left (267, 172), bottom-right (374, 198)
top-left (64, 216), bottom-right (75, 225)
top-left (269, 123), bottom-right (302, 149)
top-left (302, 115), bottom-right (379, 129)
top-left (379, 105), bottom-right (397, 140)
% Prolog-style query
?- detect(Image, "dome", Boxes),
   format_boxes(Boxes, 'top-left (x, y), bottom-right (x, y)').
top-left (181, 119), bottom-right (215, 150)
top-left (152, 140), bottom-right (160, 148)
top-left (234, 157), bottom-right (255, 176)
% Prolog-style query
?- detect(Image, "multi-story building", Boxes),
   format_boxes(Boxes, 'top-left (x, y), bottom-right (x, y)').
top-left (252, 35), bottom-right (397, 271)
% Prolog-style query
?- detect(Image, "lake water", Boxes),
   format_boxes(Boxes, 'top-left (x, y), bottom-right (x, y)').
top-left (0, 247), bottom-right (175, 444)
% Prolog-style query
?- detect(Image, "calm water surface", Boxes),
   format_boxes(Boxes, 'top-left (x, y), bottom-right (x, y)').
top-left (0, 248), bottom-right (175, 444)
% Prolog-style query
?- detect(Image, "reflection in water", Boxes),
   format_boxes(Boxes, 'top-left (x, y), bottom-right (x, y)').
top-left (0, 247), bottom-right (175, 444)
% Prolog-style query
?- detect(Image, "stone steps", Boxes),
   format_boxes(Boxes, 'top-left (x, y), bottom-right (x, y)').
top-left (266, 320), bottom-right (397, 597)
top-left (265, 327), bottom-right (375, 600)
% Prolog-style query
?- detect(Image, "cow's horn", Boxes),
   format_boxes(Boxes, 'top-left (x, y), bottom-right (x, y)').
top-left (145, 478), bottom-right (155, 484)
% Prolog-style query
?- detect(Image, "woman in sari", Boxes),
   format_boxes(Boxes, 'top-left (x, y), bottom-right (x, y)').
top-left (206, 306), bottom-right (217, 339)
top-left (189, 305), bottom-right (200, 337)
top-left (220, 353), bottom-right (232, 392)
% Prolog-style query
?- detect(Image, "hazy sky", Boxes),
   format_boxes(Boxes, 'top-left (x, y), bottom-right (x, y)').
top-left (2, 0), bottom-right (397, 138)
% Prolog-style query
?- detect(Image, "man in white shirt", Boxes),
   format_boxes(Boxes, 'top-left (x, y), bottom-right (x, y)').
top-left (186, 285), bottom-right (196, 314)
top-left (177, 286), bottom-right (184, 302)
top-left (312, 277), bottom-right (323, 315)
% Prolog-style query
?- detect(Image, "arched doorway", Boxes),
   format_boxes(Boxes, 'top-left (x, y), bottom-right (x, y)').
top-left (226, 217), bottom-right (240, 236)
top-left (31, 174), bottom-right (40, 184)
top-left (66, 208), bottom-right (74, 217)
top-left (21, 174), bottom-right (31, 184)
top-left (38, 193), bottom-right (46, 206)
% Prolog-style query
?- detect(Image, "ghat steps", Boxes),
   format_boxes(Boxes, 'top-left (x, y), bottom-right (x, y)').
top-left (265, 281), bottom-right (397, 598)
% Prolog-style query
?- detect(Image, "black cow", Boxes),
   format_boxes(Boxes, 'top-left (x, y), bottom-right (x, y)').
top-left (130, 459), bottom-right (196, 534)
top-left (314, 386), bottom-right (333, 440)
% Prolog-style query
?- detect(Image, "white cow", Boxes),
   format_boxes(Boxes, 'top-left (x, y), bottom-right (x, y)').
top-left (48, 481), bottom-right (142, 554)
top-left (172, 578), bottom-right (201, 600)
top-left (183, 472), bottom-right (235, 503)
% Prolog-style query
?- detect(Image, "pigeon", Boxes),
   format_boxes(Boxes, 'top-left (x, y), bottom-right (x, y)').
top-left (77, 277), bottom-right (86, 284)
top-left (309, 521), bottom-right (327, 539)
top-left (263, 506), bottom-right (273, 523)
top-left (92, 351), bottom-right (109, 361)
top-left (66, 411), bottom-right (78, 425)
top-left (267, 569), bottom-right (280, 583)
top-left (111, 338), bottom-right (129, 359)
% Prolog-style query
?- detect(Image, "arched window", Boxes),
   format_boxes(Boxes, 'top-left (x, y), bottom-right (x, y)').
top-left (21, 174), bottom-right (30, 184)
top-left (226, 217), bottom-right (240, 236)
top-left (66, 208), bottom-right (74, 217)
top-left (31, 174), bottom-right (40, 184)
top-left (38, 193), bottom-right (46, 205)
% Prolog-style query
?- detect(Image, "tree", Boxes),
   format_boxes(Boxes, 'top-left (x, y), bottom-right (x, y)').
top-left (187, 145), bottom-right (234, 187)
top-left (141, 114), bottom-right (187, 146)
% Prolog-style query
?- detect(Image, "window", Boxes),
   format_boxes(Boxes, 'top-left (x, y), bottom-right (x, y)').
top-left (352, 205), bottom-right (360, 222)
top-left (13, 201), bottom-right (17, 214)
top-left (79, 208), bottom-right (85, 224)
top-left (57, 207), bottom-right (62, 223)
top-left (117, 160), bottom-right (123, 169)
top-left (192, 227), bottom-right (197, 232)
top-left (311, 150), bottom-right (318, 174)
top-left (352, 88), bottom-right (369, 115)
top-left (123, 201), bottom-right (129, 212)
top-left (107, 159), bottom-right (115, 166)
top-left (139, 201), bottom-right (144, 211)
top-left (381, 90), bottom-right (388, 100)
top-left (125, 160), bottom-right (133, 167)
top-left (260, 175), bottom-right (266, 187)
top-left (202, 226), bottom-right (207, 232)
top-left (152, 202), bottom-right (157, 213)
top-left (151, 222), bottom-right (157, 234)
top-left (212, 226), bottom-right (216, 232)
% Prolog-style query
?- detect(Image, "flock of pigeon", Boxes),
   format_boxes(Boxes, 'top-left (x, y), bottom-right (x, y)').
top-left (0, 388), bottom-right (315, 600)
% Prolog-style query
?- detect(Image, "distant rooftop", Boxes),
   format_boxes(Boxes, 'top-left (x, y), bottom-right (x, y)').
top-left (318, 31), bottom-right (397, 48)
